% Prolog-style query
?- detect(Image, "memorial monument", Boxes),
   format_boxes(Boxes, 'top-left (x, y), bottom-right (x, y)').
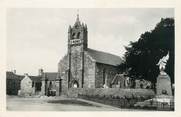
top-left (156, 52), bottom-right (172, 96)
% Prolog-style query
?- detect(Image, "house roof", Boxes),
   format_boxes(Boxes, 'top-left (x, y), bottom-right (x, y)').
top-left (87, 48), bottom-right (122, 66)
top-left (29, 76), bottom-right (42, 82)
top-left (6, 71), bottom-right (58, 82)
top-left (6, 71), bottom-right (24, 80)
top-left (44, 72), bottom-right (58, 81)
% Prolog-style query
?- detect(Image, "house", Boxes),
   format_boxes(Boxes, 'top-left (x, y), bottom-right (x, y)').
top-left (6, 71), bottom-right (23, 95)
top-left (6, 70), bottom-right (58, 96)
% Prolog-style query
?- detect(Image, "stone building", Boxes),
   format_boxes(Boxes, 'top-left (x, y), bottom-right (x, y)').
top-left (58, 14), bottom-right (122, 95)
top-left (19, 74), bottom-right (35, 96)
top-left (40, 69), bottom-right (58, 96)
top-left (6, 70), bottom-right (58, 96)
top-left (6, 71), bottom-right (23, 95)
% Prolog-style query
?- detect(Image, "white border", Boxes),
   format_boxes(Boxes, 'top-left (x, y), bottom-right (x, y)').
top-left (0, 0), bottom-right (181, 117)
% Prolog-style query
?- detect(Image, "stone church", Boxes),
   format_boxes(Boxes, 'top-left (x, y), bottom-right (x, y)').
top-left (58, 14), bottom-right (122, 95)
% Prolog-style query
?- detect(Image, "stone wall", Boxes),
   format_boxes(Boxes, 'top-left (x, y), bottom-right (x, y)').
top-left (67, 88), bottom-right (155, 98)
top-left (69, 46), bottom-right (84, 88)
top-left (83, 52), bottom-right (96, 88)
top-left (58, 55), bottom-right (69, 95)
top-left (95, 63), bottom-right (119, 88)
top-left (60, 71), bottom-right (69, 96)
top-left (58, 55), bottom-right (68, 75)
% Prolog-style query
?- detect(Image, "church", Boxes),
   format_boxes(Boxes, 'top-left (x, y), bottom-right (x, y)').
top-left (58, 14), bottom-right (122, 95)
top-left (6, 14), bottom-right (153, 97)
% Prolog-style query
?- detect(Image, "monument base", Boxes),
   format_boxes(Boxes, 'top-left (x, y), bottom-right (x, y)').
top-left (155, 95), bottom-right (174, 110)
top-left (156, 72), bottom-right (172, 96)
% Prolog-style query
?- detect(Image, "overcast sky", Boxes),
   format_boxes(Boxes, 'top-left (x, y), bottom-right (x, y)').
top-left (7, 8), bottom-right (174, 75)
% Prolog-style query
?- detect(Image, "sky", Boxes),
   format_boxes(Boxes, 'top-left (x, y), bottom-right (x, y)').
top-left (6, 8), bottom-right (174, 75)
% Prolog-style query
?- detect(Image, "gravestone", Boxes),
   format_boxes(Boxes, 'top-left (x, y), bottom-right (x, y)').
top-left (156, 72), bottom-right (172, 96)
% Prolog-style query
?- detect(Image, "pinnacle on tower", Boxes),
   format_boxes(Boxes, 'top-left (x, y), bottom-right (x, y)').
top-left (76, 13), bottom-right (79, 22)
top-left (74, 10), bottom-right (81, 27)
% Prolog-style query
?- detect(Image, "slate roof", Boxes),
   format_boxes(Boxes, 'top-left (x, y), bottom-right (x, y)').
top-left (29, 76), bottom-right (42, 82)
top-left (44, 72), bottom-right (58, 81)
top-left (87, 48), bottom-right (122, 66)
top-left (6, 71), bottom-right (24, 80)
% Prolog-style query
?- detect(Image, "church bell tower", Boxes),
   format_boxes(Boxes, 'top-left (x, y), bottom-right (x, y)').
top-left (67, 14), bottom-right (88, 88)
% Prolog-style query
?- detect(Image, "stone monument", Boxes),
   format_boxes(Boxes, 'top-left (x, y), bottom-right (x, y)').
top-left (156, 52), bottom-right (172, 96)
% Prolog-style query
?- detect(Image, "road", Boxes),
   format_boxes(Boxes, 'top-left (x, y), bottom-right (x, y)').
top-left (6, 95), bottom-right (134, 111)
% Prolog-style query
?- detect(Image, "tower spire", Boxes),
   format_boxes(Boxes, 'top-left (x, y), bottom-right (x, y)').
top-left (76, 9), bottom-right (79, 22)
top-left (74, 9), bottom-right (81, 27)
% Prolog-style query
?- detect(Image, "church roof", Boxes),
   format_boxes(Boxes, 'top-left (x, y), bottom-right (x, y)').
top-left (87, 48), bottom-right (122, 66)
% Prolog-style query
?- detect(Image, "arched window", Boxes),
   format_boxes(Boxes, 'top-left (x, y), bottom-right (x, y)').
top-left (77, 32), bottom-right (80, 38)
top-left (72, 33), bottom-right (76, 39)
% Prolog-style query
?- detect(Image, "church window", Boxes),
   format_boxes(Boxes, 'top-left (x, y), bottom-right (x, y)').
top-left (77, 32), bottom-right (80, 38)
top-left (72, 33), bottom-right (76, 39)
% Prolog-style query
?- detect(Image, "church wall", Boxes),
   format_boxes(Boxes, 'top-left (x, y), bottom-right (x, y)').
top-left (58, 55), bottom-right (68, 75)
top-left (95, 63), bottom-right (119, 88)
top-left (58, 55), bottom-right (69, 95)
top-left (61, 72), bottom-right (69, 95)
top-left (69, 46), bottom-right (83, 88)
top-left (83, 52), bottom-right (96, 88)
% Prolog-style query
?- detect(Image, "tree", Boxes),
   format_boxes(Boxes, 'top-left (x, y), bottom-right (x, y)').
top-left (121, 18), bottom-right (174, 84)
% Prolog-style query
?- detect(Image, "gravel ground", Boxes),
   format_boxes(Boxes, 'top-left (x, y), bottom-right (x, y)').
top-left (6, 95), bottom-right (135, 111)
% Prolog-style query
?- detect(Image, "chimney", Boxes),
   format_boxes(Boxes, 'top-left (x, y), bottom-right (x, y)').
top-left (12, 70), bottom-right (16, 74)
top-left (38, 68), bottom-right (43, 76)
top-left (24, 73), bottom-right (28, 77)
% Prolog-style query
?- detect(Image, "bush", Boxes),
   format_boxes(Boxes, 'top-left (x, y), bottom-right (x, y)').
top-left (72, 88), bottom-right (155, 108)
